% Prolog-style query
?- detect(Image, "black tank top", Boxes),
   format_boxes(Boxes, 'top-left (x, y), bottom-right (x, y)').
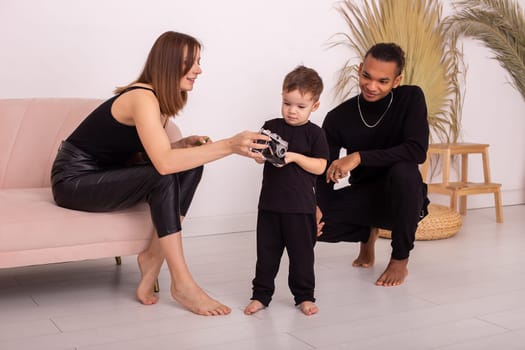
top-left (67, 86), bottom-right (155, 165)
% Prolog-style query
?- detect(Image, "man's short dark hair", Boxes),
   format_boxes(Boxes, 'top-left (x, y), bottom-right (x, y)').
top-left (365, 43), bottom-right (406, 76)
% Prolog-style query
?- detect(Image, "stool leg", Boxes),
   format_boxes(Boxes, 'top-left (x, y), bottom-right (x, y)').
top-left (459, 152), bottom-right (469, 215)
top-left (459, 196), bottom-right (467, 215)
top-left (494, 189), bottom-right (504, 223)
top-left (482, 148), bottom-right (492, 183)
top-left (450, 193), bottom-right (458, 213)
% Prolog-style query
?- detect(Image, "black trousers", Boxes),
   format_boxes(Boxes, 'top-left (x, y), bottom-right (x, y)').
top-left (251, 210), bottom-right (317, 306)
top-left (51, 141), bottom-right (202, 237)
top-left (318, 162), bottom-right (429, 260)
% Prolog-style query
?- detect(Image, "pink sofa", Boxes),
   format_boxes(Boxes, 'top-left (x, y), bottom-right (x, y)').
top-left (0, 98), bottom-right (181, 269)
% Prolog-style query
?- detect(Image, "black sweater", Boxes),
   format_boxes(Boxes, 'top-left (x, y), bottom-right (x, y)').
top-left (317, 85), bottom-right (429, 201)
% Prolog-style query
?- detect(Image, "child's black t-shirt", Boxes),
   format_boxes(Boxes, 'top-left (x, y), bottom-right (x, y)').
top-left (258, 118), bottom-right (329, 214)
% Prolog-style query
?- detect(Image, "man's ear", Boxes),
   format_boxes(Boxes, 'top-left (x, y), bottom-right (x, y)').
top-left (393, 74), bottom-right (403, 88)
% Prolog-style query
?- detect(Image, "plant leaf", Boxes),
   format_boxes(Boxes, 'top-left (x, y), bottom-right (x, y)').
top-left (331, 0), bottom-right (464, 143)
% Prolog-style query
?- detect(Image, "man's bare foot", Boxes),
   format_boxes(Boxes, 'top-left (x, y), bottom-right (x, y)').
top-left (352, 227), bottom-right (379, 268)
top-left (375, 258), bottom-right (409, 287)
top-left (136, 252), bottom-right (161, 305)
top-left (298, 301), bottom-right (318, 316)
top-left (171, 282), bottom-right (231, 316)
top-left (244, 300), bottom-right (265, 315)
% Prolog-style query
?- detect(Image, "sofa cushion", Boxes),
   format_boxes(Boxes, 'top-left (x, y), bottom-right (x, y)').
top-left (0, 187), bottom-right (153, 253)
top-left (0, 98), bottom-right (184, 269)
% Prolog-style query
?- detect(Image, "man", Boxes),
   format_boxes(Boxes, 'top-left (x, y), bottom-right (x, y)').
top-left (316, 42), bottom-right (429, 287)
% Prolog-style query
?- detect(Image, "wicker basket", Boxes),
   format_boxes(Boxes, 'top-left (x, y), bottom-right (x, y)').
top-left (378, 203), bottom-right (462, 241)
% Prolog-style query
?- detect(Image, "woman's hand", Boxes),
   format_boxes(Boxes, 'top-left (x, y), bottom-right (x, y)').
top-left (171, 135), bottom-right (211, 149)
top-left (254, 155), bottom-right (266, 164)
top-left (228, 131), bottom-right (269, 158)
top-left (326, 152), bottom-right (361, 183)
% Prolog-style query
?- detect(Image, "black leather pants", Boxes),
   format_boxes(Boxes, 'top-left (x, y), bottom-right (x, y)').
top-left (51, 141), bottom-right (203, 237)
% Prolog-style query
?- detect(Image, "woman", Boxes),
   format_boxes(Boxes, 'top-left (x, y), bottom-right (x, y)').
top-left (51, 31), bottom-right (268, 316)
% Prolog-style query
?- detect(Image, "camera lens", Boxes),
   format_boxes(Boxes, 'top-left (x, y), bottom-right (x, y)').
top-left (275, 146), bottom-right (286, 158)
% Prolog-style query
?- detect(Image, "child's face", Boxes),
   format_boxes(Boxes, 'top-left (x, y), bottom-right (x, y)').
top-left (281, 89), bottom-right (320, 126)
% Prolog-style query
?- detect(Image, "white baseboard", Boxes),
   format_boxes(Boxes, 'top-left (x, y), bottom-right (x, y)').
top-left (184, 188), bottom-right (524, 237)
top-left (182, 212), bottom-right (257, 237)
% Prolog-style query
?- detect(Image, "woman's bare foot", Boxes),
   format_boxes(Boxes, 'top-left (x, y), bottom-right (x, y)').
top-left (171, 282), bottom-right (231, 316)
top-left (136, 252), bottom-right (163, 305)
top-left (244, 300), bottom-right (266, 315)
top-left (298, 301), bottom-right (318, 316)
top-left (375, 258), bottom-right (409, 287)
top-left (352, 227), bottom-right (379, 268)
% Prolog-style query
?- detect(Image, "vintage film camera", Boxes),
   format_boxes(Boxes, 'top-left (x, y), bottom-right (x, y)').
top-left (255, 128), bottom-right (288, 166)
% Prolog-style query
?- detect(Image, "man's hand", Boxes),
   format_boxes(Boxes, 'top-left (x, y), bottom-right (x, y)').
top-left (326, 152), bottom-right (361, 183)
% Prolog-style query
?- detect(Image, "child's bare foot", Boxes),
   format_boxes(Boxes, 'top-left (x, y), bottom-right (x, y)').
top-left (352, 227), bottom-right (379, 268)
top-left (244, 300), bottom-right (266, 315)
top-left (375, 258), bottom-right (409, 287)
top-left (136, 252), bottom-right (161, 305)
top-left (171, 282), bottom-right (231, 316)
top-left (298, 301), bottom-right (318, 316)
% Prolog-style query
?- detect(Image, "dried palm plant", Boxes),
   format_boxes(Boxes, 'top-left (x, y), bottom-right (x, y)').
top-left (330, 0), bottom-right (464, 143)
top-left (446, 0), bottom-right (525, 102)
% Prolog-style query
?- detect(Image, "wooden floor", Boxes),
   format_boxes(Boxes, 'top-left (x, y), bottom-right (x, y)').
top-left (1, 205), bottom-right (524, 350)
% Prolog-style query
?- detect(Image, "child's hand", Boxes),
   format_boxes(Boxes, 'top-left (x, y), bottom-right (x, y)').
top-left (283, 151), bottom-right (298, 165)
top-left (316, 206), bottom-right (324, 237)
top-left (269, 152), bottom-right (295, 168)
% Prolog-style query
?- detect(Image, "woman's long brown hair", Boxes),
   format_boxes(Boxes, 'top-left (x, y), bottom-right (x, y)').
top-left (115, 31), bottom-right (201, 117)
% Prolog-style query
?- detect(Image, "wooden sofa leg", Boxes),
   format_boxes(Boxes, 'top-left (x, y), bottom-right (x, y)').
top-left (154, 278), bottom-right (160, 293)
top-left (114, 256), bottom-right (158, 291)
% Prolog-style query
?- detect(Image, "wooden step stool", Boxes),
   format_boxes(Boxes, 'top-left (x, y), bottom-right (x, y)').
top-left (420, 143), bottom-right (503, 223)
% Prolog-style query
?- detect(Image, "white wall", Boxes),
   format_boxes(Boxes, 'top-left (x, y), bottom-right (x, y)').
top-left (1, 0), bottom-right (523, 235)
